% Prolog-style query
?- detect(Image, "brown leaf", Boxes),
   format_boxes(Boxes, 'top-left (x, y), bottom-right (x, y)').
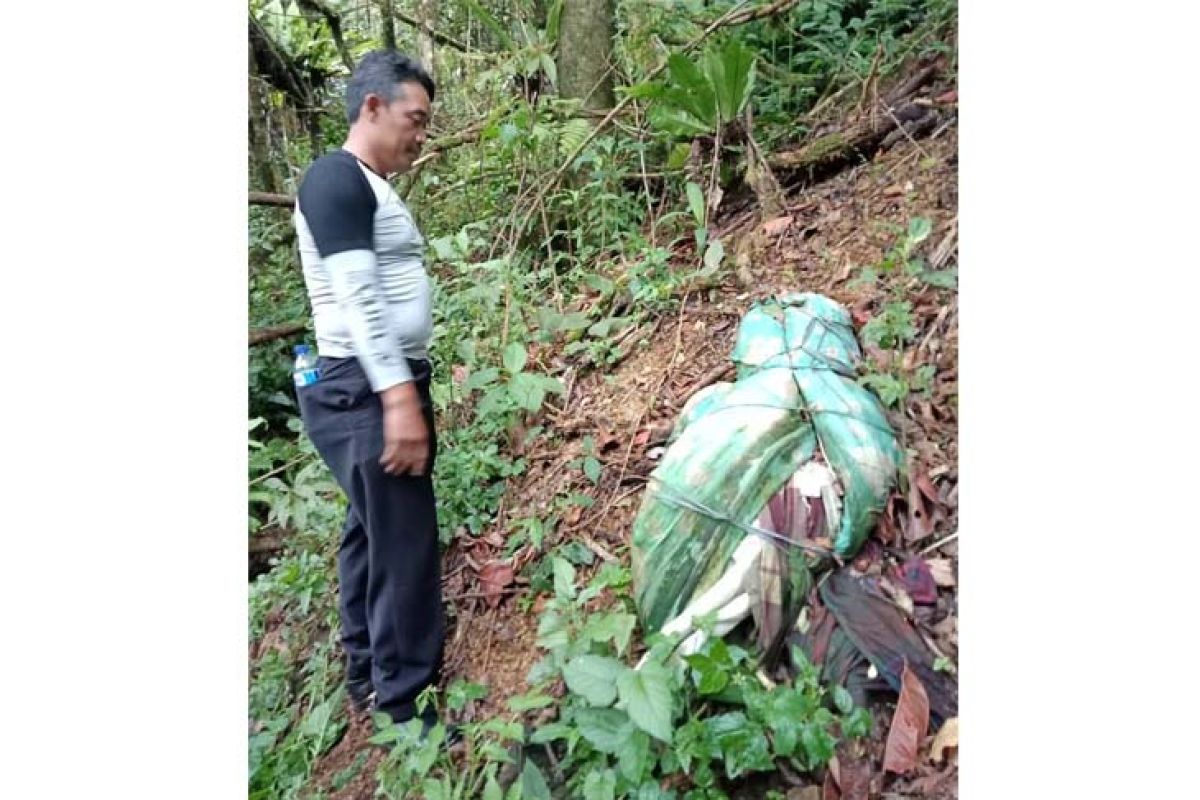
top-left (822, 770), bottom-right (841, 800)
top-left (929, 716), bottom-right (959, 763)
top-left (633, 428), bottom-right (651, 447)
top-left (478, 560), bottom-right (514, 608)
top-left (915, 471), bottom-right (940, 505)
top-left (787, 788), bottom-right (821, 800)
top-left (904, 461), bottom-right (939, 543)
top-left (926, 558), bottom-right (956, 587)
top-left (935, 89), bottom-right (958, 105)
top-left (761, 215), bottom-right (794, 236)
top-left (452, 364), bottom-right (469, 385)
top-left (833, 751), bottom-right (871, 800)
top-left (883, 661), bottom-right (931, 775)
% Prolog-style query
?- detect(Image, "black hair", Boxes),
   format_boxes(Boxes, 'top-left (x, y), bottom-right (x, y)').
top-left (345, 50), bottom-right (436, 124)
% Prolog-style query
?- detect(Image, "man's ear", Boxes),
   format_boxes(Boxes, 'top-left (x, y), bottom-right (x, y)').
top-left (362, 93), bottom-right (384, 119)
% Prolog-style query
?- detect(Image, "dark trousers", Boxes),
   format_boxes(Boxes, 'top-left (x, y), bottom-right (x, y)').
top-left (297, 355), bottom-right (444, 723)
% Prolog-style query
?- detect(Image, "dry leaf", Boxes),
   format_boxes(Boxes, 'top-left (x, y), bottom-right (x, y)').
top-left (452, 364), bottom-right (469, 385)
top-left (833, 752), bottom-right (871, 800)
top-left (633, 429), bottom-right (650, 447)
top-left (935, 89), bottom-right (958, 105)
top-left (883, 661), bottom-right (931, 775)
top-left (761, 215), bottom-right (794, 236)
top-left (904, 462), bottom-right (939, 543)
top-left (926, 558), bottom-right (956, 587)
top-left (822, 771), bottom-right (841, 800)
top-left (915, 471), bottom-right (940, 505)
top-left (478, 560), bottom-right (514, 608)
top-left (787, 788), bottom-right (821, 800)
top-left (929, 716), bottom-right (959, 763)
top-left (883, 184), bottom-right (905, 197)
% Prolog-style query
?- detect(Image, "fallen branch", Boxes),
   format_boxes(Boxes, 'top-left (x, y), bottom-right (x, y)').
top-left (394, 8), bottom-right (470, 52)
top-left (249, 321), bottom-right (308, 346)
top-left (249, 191), bottom-right (294, 208)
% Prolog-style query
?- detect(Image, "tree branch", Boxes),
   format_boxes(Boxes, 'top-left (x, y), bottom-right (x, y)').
top-left (296, 0), bottom-right (356, 72)
top-left (393, 8), bottom-right (470, 52)
top-left (249, 322), bottom-right (308, 346)
top-left (250, 191), bottom-right (295, 208)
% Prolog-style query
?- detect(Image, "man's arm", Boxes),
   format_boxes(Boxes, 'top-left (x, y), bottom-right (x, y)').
top-left (298, 157), bottom-right (428, 475)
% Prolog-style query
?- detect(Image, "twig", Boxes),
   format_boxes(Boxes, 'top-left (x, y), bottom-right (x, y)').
top-left (447, 587), bottom-right (521, 602)
top-left (250, 455), bottom-right (309, 486)
top-left (920, 530), bottom-right (958, 556)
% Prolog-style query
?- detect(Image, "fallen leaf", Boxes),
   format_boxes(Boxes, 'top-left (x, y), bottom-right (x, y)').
top-left (883, 184), bottom-right (905, 197)
top-left (935, 89), bottom-right (958, 105)
top-left (822, 771), bottom-right (841, 800)
top-left (833, 751), bottom-right (871, 800)
top-left (478, 560), bottom-right (514, 608)
top-left (914, 471), bottom-right (940, 505)
top-left (897, 556), bottom-right (938, 604)
top-left (787, 787), bottom-right (821, 800)
top-left (929, 716), bottom-right (959, 763)
top-left (926, 558), bottom-right (956, 587)
top-left (483, 531), bottom-right (506, 548)
top-left (761, 215), bottom-right (794, 236)
top-left (883, 661), bottom-right (931, 775)
top-left (904, 461), bottom-right (939, 543)
top-left (633, 429), bottom-right (650, 447)
top-left (452, 364), bottom-right (469, 385)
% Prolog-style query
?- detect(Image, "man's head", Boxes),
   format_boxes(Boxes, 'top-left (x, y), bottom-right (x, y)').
top-left (345, 50), bottom-right (435, 175)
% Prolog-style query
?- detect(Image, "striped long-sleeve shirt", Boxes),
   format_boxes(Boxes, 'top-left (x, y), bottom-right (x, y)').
top-left (294, 148), bottom-right (432, 390)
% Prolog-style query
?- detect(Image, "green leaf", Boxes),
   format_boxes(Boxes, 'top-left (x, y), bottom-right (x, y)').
top-left (546, 0), bottom-right (563, 44)
top-left (583, 611), bottom-right (637, 657)
top-left (583, 769), bottom-right (617, 800)
top-left (701, 238), bottom-right (725, 275)
top-left (583, 456), bottom-right (602, 484)
top-left (684, 653), bottom-right (729, 695)
top-left (483, 771), bottom-right (504, 800)
top-left (507, 691), bottom-right (556, 712)
top-left (907, 216), bottom-right (933, 245)
top-left (519, 759), bottom-right (552, 800)
top-left (616, 662), bottom-right (675, 742)
top-left (558, 117), bottom-right (591, 161)
top-left (430, 236), bottom-right (457, 261)
top-left (563, 655), bottom-right (626, 707)
top-left (705, 39), bottom-right (757, 123)
top-left (465, 366), bottom-right (500, 391)
top-left (508, 371), bottom-right (546, 412)
top-left (665, 53), bottom-right (717, 128)
top-left (574, 707), bottom-right (634, 754)
top-left (616, 729), bottom-right (652, 784)
top-left (553, 556), bottom-right (576, 600)
top-left (530, 721), bottom-right (574, 744)
top-left (832, 685), bottom-right (855, 716)
top-left (455, 228), bottom-right (471, 255)
top-left (536, 610), bottom-right (570, 650)
top-left (685, 182), bottom-right (705, 226)
top-left (503, 342), bottom-right (528, 374)
top-left (919, 268), bottom-right (957, 288)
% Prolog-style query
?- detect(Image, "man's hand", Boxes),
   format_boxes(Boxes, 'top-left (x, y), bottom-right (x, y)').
top-left (379, 383), bottom-right (429, 476)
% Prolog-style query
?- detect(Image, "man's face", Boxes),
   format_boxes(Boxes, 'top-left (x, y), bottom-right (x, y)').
top-left (368, 81), bottom-right (431, 175)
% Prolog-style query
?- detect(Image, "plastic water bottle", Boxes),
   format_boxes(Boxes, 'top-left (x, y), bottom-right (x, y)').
top-left (293, 344), bottom-right (320, 388)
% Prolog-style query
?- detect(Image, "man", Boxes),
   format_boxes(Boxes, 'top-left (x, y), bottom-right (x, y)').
top-left (292, 50), bottom-right (445, 735)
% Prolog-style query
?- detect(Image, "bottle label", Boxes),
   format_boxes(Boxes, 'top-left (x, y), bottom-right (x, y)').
top-left (294, 368), bottom-right (321, 387)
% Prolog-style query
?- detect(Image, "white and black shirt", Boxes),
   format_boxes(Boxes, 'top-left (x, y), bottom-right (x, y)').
top-left (294, 149), bottom-right (432, 390)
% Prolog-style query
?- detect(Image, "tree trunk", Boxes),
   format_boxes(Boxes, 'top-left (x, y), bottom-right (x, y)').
top-left (557, 0), bottom-right (615, 111)
top-left (248, 39), bottom-right (280, 194)
top-left (417, 0), bottom-right (436, 77)
top-left (380, 0), bottom-right (396, 49)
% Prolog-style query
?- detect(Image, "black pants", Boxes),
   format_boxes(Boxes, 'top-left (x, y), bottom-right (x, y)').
top-left (297, 355), bottom-right (444, 723)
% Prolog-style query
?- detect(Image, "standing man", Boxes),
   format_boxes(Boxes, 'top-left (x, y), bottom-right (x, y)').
top-left (292, 50), bottom-right (444, 733)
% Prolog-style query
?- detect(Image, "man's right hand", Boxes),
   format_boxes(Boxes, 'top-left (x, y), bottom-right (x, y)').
top-left (379, 383), bottom-right (429, 476)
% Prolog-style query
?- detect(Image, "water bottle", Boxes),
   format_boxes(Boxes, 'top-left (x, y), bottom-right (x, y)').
top-left (293, 344), bottom-right (321, 388)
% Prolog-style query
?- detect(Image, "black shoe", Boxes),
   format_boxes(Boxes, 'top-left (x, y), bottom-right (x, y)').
top-left (347, 679), bottom-right (376, 715)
